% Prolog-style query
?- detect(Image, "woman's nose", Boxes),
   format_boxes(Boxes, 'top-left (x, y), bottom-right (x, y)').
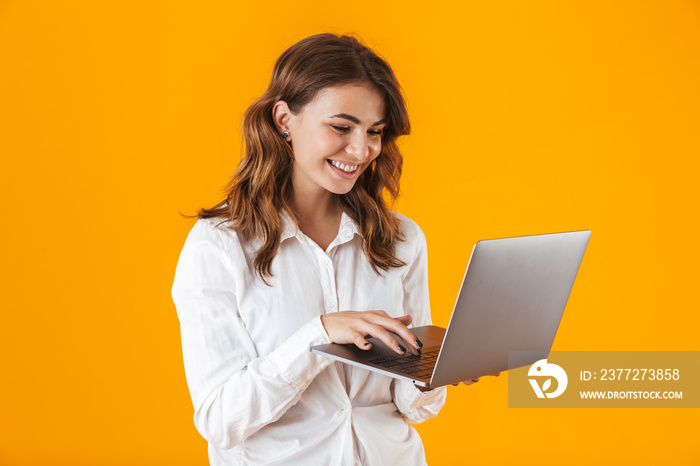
top-left (345, 133), bottom-right (371, 161)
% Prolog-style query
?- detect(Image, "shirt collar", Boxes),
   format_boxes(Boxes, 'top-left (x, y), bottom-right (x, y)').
top-left (279, 209), bottom-right (360, 248)
top-left (280, 209), bottom-right (298, 242)
top-left (337, 211), bottom-right (360, 244)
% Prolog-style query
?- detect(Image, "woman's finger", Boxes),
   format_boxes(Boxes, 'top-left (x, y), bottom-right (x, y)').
top-left (360, 323), bottom-right (404, 355)
top-left (365, 313), bottom-right (421, 354)
top-left (352, 332), bottom-right (372, 350)
top-left (395, 315), bottom-right (412, 326)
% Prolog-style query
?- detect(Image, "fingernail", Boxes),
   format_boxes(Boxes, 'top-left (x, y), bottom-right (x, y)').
top-left (415, 339), bottom-right (423, 348)
top-left (364, 342), bottom-right (370, 346)
top-left (398, 344), bottom-right (406, 353)
top-left (417, 349), bottom-right (422, 355)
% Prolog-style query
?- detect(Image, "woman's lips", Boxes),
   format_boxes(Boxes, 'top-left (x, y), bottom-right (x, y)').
top-left (327, 159), bottom-right (361, 179)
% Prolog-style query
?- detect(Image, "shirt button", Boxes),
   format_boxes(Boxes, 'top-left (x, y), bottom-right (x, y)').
top-left (340, 405), bottom-right (349, 412)
top-left (322, 258), bottom-right (330, 266)
top-left (327, 300), bottom-right (336, 308)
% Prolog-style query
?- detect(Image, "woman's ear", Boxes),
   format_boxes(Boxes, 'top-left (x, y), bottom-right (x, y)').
top-left (272, 100), bottom-right (292, 139)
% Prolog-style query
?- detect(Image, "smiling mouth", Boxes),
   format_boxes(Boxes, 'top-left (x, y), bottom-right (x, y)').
top-left (328, 160), bottom-right (359, 173)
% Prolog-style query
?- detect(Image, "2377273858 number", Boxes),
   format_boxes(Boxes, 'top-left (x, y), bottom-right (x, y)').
top-left (599, 369), bottom-right (680, 381)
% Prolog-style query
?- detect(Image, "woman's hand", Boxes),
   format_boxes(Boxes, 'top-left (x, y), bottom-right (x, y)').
top-left (320, 310), bottom-right (423, 355)
top-left (456, 372), bottom-right (501, 386)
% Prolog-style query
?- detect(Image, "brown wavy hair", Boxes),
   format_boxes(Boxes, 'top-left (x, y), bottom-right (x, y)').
top-left (199, 33), bottom-right (411, 283)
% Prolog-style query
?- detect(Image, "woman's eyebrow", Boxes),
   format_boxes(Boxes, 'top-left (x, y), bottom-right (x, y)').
top-left (328, 113), bottom-right (386, 126)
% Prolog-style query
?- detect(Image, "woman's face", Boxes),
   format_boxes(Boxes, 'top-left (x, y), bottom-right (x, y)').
top-left (282, 82), bottom-right (386, 198)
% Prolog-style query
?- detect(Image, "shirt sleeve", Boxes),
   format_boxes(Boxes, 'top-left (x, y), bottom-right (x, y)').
top-left (171, 220), bottom-right (333, 450)
top-left (391, 217), bottom-right (447, 423)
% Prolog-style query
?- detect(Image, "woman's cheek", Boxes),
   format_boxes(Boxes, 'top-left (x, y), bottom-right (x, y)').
top-left (318, 135), bottom-right (345, 156)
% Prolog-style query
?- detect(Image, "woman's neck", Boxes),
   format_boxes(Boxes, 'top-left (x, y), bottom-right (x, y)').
top-left (290, 188), bottom-right (343, 250)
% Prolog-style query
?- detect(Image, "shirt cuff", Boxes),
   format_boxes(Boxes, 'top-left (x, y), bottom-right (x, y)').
top-left (405, 383), bottom-right (446, 409)
top-left (410, 384), bottom-right (447, 407)
top-left (268, 316), bottom-right (333, 390)
top-left (393, 379), bottom-right (447, 423)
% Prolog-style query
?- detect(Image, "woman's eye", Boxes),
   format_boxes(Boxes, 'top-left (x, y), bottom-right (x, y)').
top-left (368, 129), bottom-right (383, 137)
top-left (331, 125), bottom-right (350, 133)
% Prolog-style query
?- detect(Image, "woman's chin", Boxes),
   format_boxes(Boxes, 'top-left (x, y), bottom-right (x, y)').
top-left (328, 183), bottom-right (355, 196)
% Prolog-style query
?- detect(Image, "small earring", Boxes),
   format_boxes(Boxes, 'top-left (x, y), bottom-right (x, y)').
top-left (281, 131), bottom-right (290, 140)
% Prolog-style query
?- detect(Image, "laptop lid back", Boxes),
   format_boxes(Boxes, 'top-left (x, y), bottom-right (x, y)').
top-left (430, 230), bottom-right (591, 387)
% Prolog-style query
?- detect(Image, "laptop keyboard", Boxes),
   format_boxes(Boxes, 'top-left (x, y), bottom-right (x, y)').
top-left (366, 349), bottom-right (439, 379)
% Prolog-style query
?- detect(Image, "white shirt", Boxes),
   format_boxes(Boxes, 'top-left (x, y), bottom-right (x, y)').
top-left (172, 210), bottom-right (447, 465)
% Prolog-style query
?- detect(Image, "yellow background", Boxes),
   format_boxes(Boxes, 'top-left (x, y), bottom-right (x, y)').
top-left (1, 1), bottom-right (698, 464)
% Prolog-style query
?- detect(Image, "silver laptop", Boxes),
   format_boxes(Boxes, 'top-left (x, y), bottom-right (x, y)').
top-left (311, 230), bottom-right (591, 388)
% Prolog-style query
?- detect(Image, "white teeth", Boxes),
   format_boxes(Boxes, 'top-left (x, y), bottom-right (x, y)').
top-left (330, 160), bottom-right (358, 173)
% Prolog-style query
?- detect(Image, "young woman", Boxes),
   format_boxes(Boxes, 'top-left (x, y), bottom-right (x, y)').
top-left (172, 33), bottom-right (457, 465)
